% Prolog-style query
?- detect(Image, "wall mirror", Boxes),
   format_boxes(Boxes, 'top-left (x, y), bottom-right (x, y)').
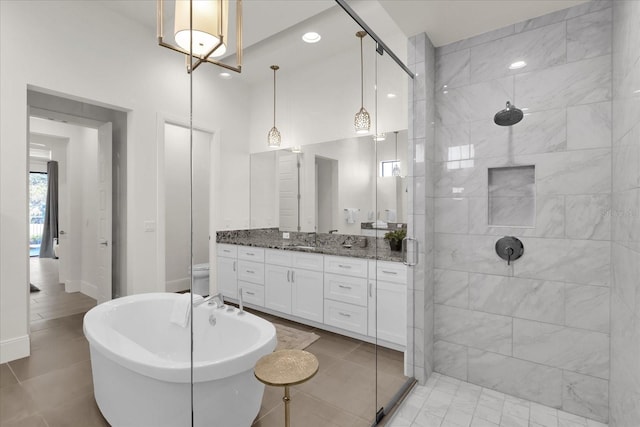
top-left (249, 130), bottom-right (408, 234)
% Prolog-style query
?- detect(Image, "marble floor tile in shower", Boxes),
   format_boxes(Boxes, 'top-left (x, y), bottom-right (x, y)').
top-left (386, 372), bottom-right (609, 427)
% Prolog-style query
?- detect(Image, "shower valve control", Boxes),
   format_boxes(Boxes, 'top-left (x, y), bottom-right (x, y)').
top-left (495, 236), bottom-right (524, 266)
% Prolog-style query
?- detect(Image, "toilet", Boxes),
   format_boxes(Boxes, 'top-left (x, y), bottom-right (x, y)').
top-left (190, 263), bottom-right (210, 297)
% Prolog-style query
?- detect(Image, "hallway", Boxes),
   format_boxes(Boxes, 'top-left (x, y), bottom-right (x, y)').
top-left (30, 258), bottom-right (96, 322)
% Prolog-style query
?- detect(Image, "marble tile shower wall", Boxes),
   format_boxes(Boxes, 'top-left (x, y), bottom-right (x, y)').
top-left (407, 32), bottom-right (436, 385)
top-left (610, 1), bottom-right (640, 426)
top-left (432, 1), bottom-right (613, 423)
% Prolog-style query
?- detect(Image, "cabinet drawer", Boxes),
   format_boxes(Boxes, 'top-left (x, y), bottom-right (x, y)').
top-left (217, 244), bottom-right (237, 258)
top-left (324, 300), bottom-right (367, 335)
top-left (265, 249), bottom-right (293, 267)
top-left (293, 252), bottom-right (323, 271)
top-left (238, 281), bottom-right (264, 307)
top-left (324, 255), bottom-right (367, 278)
top-left (374, 261), bottom-right (407, 284)
top-left (324, 273), bottom-right (368, 307)
top-left (238, 246), bottom-right (265, 262)
top-left (237, 260), bottom-right (264, 285)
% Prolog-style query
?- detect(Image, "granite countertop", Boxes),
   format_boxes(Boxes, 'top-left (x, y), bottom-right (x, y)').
top-left (216, 228), bottom-right (405, 263)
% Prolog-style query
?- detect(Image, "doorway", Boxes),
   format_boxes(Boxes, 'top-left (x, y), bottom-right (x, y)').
top-left (28, 113), bottom-right (112, 321)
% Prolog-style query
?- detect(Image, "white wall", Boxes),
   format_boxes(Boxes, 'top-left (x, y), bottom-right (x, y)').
top-left (0, 0), bottom-right (251, 362)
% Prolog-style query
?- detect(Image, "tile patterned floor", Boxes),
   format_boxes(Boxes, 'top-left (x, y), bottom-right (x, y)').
top-left (387, 373), bottom-right (608, 427)
top-left (29, 258), bottom-right (96, 322)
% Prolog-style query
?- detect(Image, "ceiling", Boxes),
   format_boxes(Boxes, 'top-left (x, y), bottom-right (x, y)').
top-left (100, 0), bottom-right (593, 81)
top-left (378, 0), bottom-right (591, 47)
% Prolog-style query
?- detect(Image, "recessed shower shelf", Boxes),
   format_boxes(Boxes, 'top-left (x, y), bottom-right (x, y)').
top-left (488, 165), bottom-right (535, 227)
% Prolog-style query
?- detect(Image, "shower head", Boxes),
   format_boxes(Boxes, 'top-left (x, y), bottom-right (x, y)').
top-left (494, 101), bottom-right (523, 126)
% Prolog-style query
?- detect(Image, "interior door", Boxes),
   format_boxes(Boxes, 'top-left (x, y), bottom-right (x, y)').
top-left (96, 122), bottom-right (112, 304)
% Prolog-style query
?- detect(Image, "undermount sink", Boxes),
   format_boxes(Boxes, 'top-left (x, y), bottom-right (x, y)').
top-left (290, 245), bottom-right (316, 250)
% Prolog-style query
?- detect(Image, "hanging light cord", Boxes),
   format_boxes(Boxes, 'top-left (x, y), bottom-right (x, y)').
top-left (360, 35), bottom-right (364, 108)
top-left (395, 131), bottom-right (398, 159)
top-left (270, 65), bottom-right (280, 127)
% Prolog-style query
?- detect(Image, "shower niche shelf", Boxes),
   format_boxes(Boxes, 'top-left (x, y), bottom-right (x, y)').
top-left (488, 165), bottom-right (535, 227)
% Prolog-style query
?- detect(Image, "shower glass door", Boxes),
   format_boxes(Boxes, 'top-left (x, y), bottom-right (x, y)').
top-left (370, 13), bottom-right (416, 423)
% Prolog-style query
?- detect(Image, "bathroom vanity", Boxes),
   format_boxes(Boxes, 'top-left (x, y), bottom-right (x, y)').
top-left (216, 241), bottom-right (407, 351)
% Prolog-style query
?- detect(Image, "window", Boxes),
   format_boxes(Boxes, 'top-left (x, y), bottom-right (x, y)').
top-left (380, 160), bottom-right (401, 177)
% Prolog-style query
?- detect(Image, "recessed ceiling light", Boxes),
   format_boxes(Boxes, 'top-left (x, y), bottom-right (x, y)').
top-left (633, 89), bottom-right (640, 94)
top-left (302, 32), bottom-right (321, 44)
top-left (443, 85), bottom-right (448, 88)
top-left (219, 72), bottom-right (232, 79)
top-left (509, 60), bottom-right (527, 70)
top-left (387, 93), bottom-right (397, 99)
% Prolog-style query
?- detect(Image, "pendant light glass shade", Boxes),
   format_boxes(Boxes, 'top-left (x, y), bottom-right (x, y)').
top-left (355, 107), bottom-right (371, 134)
top-left (174, 0), bottom-right (229, 58)
top-left (354, 31), bottom-right (370, 134)
top-left (268, 127), bottom-right (281, 147)
top-left (268, 65), bottom-right (281, 147)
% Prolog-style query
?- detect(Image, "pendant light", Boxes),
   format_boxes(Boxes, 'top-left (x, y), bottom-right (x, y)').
top-left (392, 131), bottom-right (401, 177)
top-left (354, 31), bottom-right (370, 134)
top-left (268, 65), bottom-right (281, 147)
top-left (157, 0), bottom-right (244, 74)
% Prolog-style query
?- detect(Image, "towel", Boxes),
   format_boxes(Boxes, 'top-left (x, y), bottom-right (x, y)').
top-left (344, 208), bottom-right (359, 224)
top-left (169, 293), bottom-right (203, 328)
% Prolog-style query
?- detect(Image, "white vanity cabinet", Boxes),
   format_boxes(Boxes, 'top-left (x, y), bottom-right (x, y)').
top-left (216, 244), bottom-right (238, 299)
top-left (236, 247), bottom-right (265, 307)
top-left (264, 249), bottom-right (324, 322)
top-left (216, 244), bottom-right (406, 349)
top-left (367, 261), bottom-right (407, 346)
top-left (265, 263), bottom-right (292, 314)
top-left (324, 255), bottom-right (369, 335)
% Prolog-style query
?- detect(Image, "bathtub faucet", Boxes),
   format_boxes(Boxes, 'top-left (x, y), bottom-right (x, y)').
top-left (238, 288), bottom-right (245, 315)
top-left (209, 293), bottom-right (225, 309)
top-left (193, 293), bottom-right (224, 309)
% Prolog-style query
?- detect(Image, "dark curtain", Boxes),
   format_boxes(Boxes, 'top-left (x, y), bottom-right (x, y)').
top-left (39, 161), bottom-right (58, 258)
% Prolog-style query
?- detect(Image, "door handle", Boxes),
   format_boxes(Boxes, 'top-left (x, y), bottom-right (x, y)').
top-left (287, 270), bottom-right (290, 282)
top-left (99, 240), bottom-right (108, 247)
top-left (59, 230), bottom-right (66, 235)
top-left (402, 237), bottom-right (418, 266)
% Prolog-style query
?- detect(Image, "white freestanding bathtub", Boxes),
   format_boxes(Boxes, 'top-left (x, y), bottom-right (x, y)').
top-left (83, 293), bottom-right (277, 427)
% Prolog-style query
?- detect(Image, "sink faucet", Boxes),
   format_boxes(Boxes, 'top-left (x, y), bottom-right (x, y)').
top-left (328, 229), bottom-right (338, 234)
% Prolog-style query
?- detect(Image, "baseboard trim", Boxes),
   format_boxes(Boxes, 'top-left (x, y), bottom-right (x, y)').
top-left (0, 335), bottom-right (30, 364)
top-left (166, 277), bottom-right (190, 293)
top-left (65, 280), bottom-right (81, 293)
top-left (81, 281), bottom-right (98, 299)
